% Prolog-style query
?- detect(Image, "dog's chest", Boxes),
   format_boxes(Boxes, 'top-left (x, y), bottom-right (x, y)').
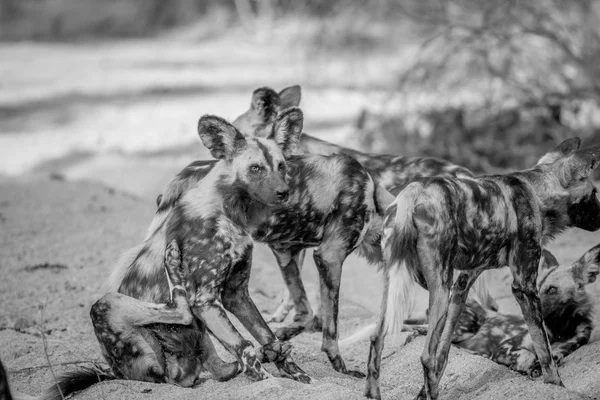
top-left (251, 205), bottom-right (328, 247)
top-left (174, 214), bottom-right (252, 291)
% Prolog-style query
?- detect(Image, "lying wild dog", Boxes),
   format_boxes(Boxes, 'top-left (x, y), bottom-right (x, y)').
top-left (405, 246), bottom-right (599, 377)
top-left (149, 107), bottom-right (391, 378)
top-left (14, 241), bottom-right (215, 400)
top-left (233, 85), bottom-right (498, 330)
top-left (365, 138), bottom-right (600, 400)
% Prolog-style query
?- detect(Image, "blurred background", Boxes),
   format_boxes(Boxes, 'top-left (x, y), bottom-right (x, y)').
top-left (2, 0), bottom-right (600, 197)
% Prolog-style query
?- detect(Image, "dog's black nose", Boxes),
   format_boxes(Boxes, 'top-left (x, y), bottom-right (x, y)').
top-left (276, 190), bottom-right (289, 201)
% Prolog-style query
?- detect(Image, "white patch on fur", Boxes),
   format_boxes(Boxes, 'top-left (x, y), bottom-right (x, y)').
top-left (304, 155), bottom-right (345, 212)
top-left (384, 260), bottom-right (416, 342)
top-left (181, 162), bottom-right (228, 219)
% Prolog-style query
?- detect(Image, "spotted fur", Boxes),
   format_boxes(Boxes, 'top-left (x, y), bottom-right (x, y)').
top-left (155, 106), bottom-right (390, 376)
top-left (452, 245), bottom-right (599, 377)
top-left (34, 110), bottom-right (316, 400)
top-left (366, 138), bottom-right (600, 400)
top-left (234, 85), bottom-right (498, 328)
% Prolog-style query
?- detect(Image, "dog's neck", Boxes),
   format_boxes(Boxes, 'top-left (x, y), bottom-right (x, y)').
top-left (217, 178), bottom-right (271, 232)
top-left (514, 167), bottom-right (571, 244)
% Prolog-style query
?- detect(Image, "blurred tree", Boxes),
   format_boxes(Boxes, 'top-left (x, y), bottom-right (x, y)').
top-left (397, 0), bottom-right (600, 107)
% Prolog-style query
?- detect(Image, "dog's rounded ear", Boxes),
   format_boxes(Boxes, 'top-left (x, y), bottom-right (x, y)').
top-left (268, 107), bottom-right (303, 158)
top-left (251, 87), bottom-right (280, 120)
top-left (538, 137), bottom-right (581, 165)
top-left (573, 243), bottom-right (600, 284)
top-left (279, 85), bottom-right (301, 109)
top-left (198, 115), bottom-right (247, 161)
top-left (540, 249), bottom-right (559, 269)
top-left (555, 144), bottom-right (600, 187)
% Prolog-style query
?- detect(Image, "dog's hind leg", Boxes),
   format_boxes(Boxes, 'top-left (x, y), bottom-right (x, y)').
top-left (312, 246), bottom-right (364, 378)
top-left (365, 269), bottom-right (391, 399)
top-left (222, 254), bottom-right (311, 383)
top-left (416, 255), bottom-right (452, 400)
top-left (270, 248), bottom-right (315, 338)
top-left (431, 270), bottom-right (481, 385)
top-left (510, 243), bottom-right (563, 386)
top-left (268, 249), bottom-right (308, 323)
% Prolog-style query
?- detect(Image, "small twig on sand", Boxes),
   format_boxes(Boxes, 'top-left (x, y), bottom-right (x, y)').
top-left (24, 263), bottom-right (68, 272)
top-left (38, 302), bottom-right (65, 400)
top-left (9, 360), bottom-right (97, 374)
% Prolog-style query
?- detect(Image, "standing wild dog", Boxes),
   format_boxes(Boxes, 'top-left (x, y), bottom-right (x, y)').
top-left (154, 107), bottom-right (391, 377)
top-left (233, 85), bottom-right (498, 330)
top-left (365, 138), bottom-right (600, 400)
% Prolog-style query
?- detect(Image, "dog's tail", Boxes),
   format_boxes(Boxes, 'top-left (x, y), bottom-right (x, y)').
top-left (380, 182), bottom-right (423, 342)
top-left (341, 182), bottom-right (423, 347)
top-left (12, 365), bottom-right (115, 400)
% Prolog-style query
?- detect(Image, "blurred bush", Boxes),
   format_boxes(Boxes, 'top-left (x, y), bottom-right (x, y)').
top-left (353, 103), bottom-right (600, 177)
top-left (352, 0), bottom-right (600, 177)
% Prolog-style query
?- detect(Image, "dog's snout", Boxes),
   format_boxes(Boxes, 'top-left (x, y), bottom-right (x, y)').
top-left (276, 189), bottom-right (289, 202)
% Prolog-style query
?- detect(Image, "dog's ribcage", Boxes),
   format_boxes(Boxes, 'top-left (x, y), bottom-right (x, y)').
top-left (410, 175), bottom-right (541, 271)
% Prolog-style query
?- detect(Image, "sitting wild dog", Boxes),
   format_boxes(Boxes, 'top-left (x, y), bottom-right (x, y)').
top-left (149, 106), bottom-right (393, 378)
top-left (452, 245), bottom-right (600, 376)
top-left (32, 110), bottom-right (314, 400)
top-left (365, 138), bottom-right (600, 400)
top-left (232, 85), bottom-right (498, 333)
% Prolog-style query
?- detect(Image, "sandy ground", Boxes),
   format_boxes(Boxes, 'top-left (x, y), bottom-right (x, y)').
top-left (1, 30), bottom-right (600, 400)
top-left (1, 170), bottom-right (600, 400)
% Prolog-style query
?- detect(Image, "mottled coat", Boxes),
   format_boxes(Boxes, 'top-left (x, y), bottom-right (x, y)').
top-left (233, 85), bottom-right (497, 330)
top-left (366, 138), bottom-right (600, 400)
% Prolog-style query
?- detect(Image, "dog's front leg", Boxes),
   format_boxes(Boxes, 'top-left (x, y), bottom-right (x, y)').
top-left (270, 248), bottom-right (315, 339)
top-left (312, 248), bottom-right (364, 378)
top-left (268, 249), bottom-right (308, 323)
top-left (222, 256), bottom-right (311, 383)
top-left (510, 245), bottom-right (563, 386)
top-left (552, 319), bottom-right (592, 363)
top-left (191, 296), bottom-right (269, 382)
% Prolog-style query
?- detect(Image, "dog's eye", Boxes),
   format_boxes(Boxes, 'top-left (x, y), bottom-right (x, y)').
top-left (278, 163), bottom-right (286, 172)
top-left (249, 164), bottom-right (262, 173)
top-left (546, 286), bottom-right (558, 295)
top-left (577, 282), bottom-right (585, 290)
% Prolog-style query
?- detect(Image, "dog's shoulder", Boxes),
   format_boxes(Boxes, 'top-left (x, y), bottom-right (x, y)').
top-left (158, 160), bottom-right (217, 213)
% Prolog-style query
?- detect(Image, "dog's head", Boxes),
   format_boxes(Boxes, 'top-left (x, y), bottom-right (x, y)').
top-left (536, 138), bottom-right (600, 232)
top-left (198, 107), bottom-right (303, 206)
top-left (232, 85), bottom-right (301, 137)
top-left (537, 245), bottom-right (600, 319)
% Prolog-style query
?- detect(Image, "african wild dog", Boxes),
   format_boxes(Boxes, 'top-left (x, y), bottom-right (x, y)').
top-left (233, 85), bottom-right (499, 330)
top-left (365, 138), bottom-right (600, 400)
top-left (450, 245), bottom-right (600, 376)
top-left (30, 109), bottom-right (313, 400)
top-left (152, 106), bottom-right (394, 377)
